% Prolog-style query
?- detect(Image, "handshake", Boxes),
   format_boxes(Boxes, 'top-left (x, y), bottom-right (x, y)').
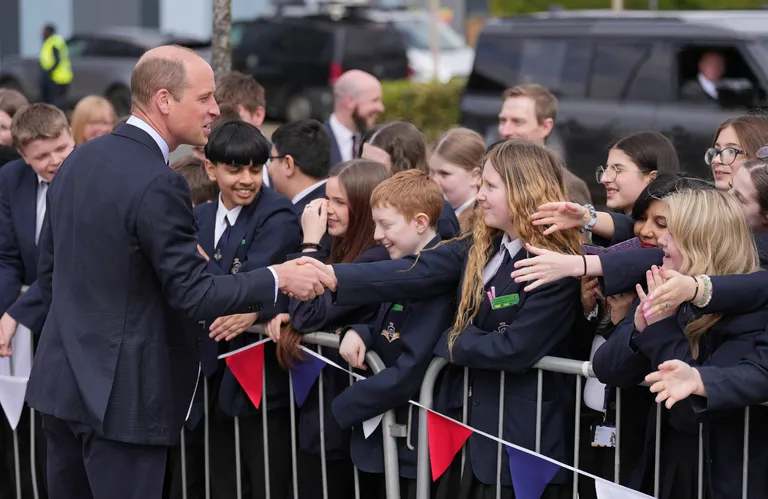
top-left (272, 257), bottom-right (338, 300)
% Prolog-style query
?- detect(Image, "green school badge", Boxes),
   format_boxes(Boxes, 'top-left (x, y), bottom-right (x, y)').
top-left (491, 293), bottom-right (519, 310)
top-left (391, 304), bottom-right (404, 312)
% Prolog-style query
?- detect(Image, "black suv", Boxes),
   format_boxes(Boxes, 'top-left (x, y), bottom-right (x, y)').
top-left (232, 7), bottom-right (410, 122)
top-left (461, 10), bottom-right (768, 203)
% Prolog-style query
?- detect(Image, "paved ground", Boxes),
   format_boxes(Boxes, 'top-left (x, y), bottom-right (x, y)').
top-left (169, 121), bottom-right (280, 163)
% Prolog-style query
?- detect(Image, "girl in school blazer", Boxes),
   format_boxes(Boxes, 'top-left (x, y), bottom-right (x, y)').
top-left (429, 139), bottom-right (583, 499)
top-left (593, 189), bottom-right (768, 499)
top-left (265, 159), bottom-right (391, 499)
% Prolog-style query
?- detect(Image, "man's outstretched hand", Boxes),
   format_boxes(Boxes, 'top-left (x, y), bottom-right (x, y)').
top-left (273, 259), bottom-right (337, 300)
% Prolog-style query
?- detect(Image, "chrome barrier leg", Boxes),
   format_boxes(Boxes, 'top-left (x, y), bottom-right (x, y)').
top-left (204, 380), bottom-right (211, 499)
top-left (12, 427), bottom-right (21, 499)
top-left (495, 371), bottom-right (505, 499)
top-left (416, 358), bottom-right (448, 499)
top-left (461, 367), bottom-right (469, 481)
top-left (349, 373), bottom-right (361, 499)
top-left (261, 360), bottom-right (271, 499)
top-left (30, 408), bottom-right (40, 499)
top-left (180, 430), bottom-right (188, 499)
top-left (653, 403), bottom-right (661, 498)
top-left (614, 388), bottom-right (621, 483)
top-left (288, 372), bottom-right (299, 498)
top-left (234, 416), bottom-right (242, 499)
top-left (572, 376), bottom-right (582, 499)
top-left (743, 407), bottom-right (750, 499)
top-left (535, 370), bottom-right (543, 453)
top-left (697, 423), bottom-right (703, 499)
top-left (317, 345), bottom-right (329, 499)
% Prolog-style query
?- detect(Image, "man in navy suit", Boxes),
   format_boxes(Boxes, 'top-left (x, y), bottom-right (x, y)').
top-left (324, 70), bottom-right (384, 166)
top-left (0, 45), bottom-right (334, 499)
top-left (0, 102), bottom-right (72, 499)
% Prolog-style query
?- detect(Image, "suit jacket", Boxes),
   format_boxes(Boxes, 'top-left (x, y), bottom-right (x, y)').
top-left (0, 159), bottom-right (47, 334)
top-left (324, 120), bottom-right (343, 167)
top-left (26, 124), bottom-right (278, 446)
top-left (194, 188), bottom-right (301, 421)
top-left (332, 236), bottom-right (455, 478)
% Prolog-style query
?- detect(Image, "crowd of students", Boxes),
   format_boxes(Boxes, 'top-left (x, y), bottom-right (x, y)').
top-left (1, 69), bottom-right (768, 499)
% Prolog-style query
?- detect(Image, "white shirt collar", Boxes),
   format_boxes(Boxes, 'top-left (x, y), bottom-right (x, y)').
top-left (482, 233), bottom-right (523, 284)
top-left (292, 178), bottom-right (328, 205)
top-left (500, 233), bottom-right (523, 259)
top-left (329, 113), bottom-right (357, 162)
top-left (37, 175), bottom-right (48, 185)
top-left (455, 197), bottom-right (476, 217)
top-left (126, 115), bottom-right (170, 164)
top-left (216, 193), bottom-right (243, 228)
top-left (698, 73), bottom-right (718, 99)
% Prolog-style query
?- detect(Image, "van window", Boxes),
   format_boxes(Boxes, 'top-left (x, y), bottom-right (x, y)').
top-left (466, 36), bottom-right (591, 97)
top-left (589, 42), bottom-right (653, 100)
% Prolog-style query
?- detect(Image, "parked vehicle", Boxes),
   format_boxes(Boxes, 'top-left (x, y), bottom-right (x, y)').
top-left (232, 5), bottom-right (410, 121)
top-left (0, 27), bottom-right (210, 116)
top-left (461, 10), bottom-right (768, 203)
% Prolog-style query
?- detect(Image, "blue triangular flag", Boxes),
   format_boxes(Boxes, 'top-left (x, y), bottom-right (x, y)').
top-left (290, 354), bottom-right (326, 407)
top-left (505, 445), bottom-right (559, 499)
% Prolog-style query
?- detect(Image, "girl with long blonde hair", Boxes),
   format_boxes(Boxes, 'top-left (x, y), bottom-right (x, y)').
top-left (593, 189), bottom-right (768, 498)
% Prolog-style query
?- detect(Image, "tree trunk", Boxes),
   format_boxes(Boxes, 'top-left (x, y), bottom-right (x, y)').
top-left (211, 0), bottom-right (232, 77)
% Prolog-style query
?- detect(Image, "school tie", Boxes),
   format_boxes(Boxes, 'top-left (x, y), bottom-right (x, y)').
top-left (487, 246), bottom-right (513, 287)
top-left (214, 217), bottom-right (231, 261)
top-left (35, 181), bottom-right (49, 245)
top-left (351, 134), bottom-right (359, 159)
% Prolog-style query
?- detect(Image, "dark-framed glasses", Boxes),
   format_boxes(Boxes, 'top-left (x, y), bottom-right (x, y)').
top-left (704, 146), bottom-right (745, 166)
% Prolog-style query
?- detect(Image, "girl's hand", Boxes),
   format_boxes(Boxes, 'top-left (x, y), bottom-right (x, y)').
top-left (511, 243), bottom-right (583, 292)
top-left (634, 283), bottom-right (649, 333)
top-left (646, 360), bottom-right (705, 409)
top-left (531, 202), bottom-right (589, 235)
top-left (265, 313), bottom-right (290, 342)
top-left (339, 330), bottom-right (367, 370)
top-left (301, 199), bottom-right (329, 246)
top-left (581, 277), bottom-right (599, 317)
top-left (607, 291), bottom-right (635, 325)
top-left (644, 269), bottom-right (698, 318)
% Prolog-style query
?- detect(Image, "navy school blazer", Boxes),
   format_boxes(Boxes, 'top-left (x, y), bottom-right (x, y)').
top-left (27, 124), bottom-right (277, 446)
top-left (0, 158), bottom-right (48, 334)
top-left (289, 244), bottom-right (391, 458)
top-left (194, 187), bottom-right (302, 420)
top-left (591, 211), bottom-right (635, 248)
top-left (593, 304), bottom-right (768, 498)
top-left (431, 238), bottom-right (580, 486)
top-left (330, 235), bottom-right (455, 478)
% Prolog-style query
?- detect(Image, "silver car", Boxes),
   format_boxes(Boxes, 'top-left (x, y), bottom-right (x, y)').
top-left (0, 27), bottom-right (211, 116)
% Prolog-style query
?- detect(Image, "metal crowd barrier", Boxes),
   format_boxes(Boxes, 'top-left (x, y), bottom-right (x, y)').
top-left (2, 308), bottom-right (758, 499)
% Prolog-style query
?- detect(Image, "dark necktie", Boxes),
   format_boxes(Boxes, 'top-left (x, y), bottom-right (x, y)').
top-left (214, 217), bottom-right (231, 261)
top-left (487, 246), bottom-right (513, 289)
top-left (351, 134), bottom-right (359, 159)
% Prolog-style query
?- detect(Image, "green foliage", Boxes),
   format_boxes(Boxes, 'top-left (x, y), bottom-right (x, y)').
top-left (489, 0), bottom-right (765, 16)
top-left (380, 79), bottom-right (465, 142)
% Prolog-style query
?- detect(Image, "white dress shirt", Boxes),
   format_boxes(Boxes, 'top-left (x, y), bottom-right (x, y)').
top-left (454, 197), bottom-right (476, 218)
top-left (698, 73), bottom-right (718, 100)
top-left (126, 115), bottom-right (170, 164)
top-left (292, 179), bottom-right (329, 205)
top-left (482, 233), bottom-right (523, 285)
top-left (214, 194), bottom-right (243, 248)
top-left (35, 176), bottom-right (48, 245)
top-left (329, 114), bottom-right (357, 163)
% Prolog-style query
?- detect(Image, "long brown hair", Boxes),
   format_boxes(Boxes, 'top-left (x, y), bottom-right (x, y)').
top-left (277, 159), bottom-right (390, 368)
top-left (665, 189), bottom-right (759, 359)
top-left (360, 121), bottom-right (428, 173)
top-left (448, 139), bottom-right (583, 353)
top-left (712, 115), bottom-right (768, 159)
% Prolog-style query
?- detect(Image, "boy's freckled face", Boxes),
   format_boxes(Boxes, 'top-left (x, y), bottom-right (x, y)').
top-left (372, 205), bottom-right (424, 260)
top-left (206, 161), bottom-right (264, 209)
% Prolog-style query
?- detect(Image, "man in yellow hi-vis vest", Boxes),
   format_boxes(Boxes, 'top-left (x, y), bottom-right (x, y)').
top-left (39, 24), bottom-right (73, 111)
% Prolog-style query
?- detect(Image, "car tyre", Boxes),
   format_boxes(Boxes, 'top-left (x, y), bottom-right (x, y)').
top-left (107, 85), bottom-right (132, 117)
top-left (285, 93), bottom-right (313, 122)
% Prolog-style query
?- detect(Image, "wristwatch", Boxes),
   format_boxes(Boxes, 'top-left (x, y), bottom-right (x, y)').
top-left (579, 204), bottom-right (598, 233)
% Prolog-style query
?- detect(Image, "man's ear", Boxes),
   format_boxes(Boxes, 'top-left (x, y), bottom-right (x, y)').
top-left (284, 154), bottom-right (297, 178)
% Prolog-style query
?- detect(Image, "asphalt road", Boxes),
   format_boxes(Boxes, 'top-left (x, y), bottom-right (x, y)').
top-left (169, 121), bottom-right (280, 163)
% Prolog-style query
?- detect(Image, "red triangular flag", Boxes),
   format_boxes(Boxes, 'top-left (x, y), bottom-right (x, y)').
top-left (225, 343), bottom-right (265, 409)
top-left (427, 410), bottom-right (473, 481)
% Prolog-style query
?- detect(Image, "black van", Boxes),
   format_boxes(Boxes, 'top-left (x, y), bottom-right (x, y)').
top-left (461, 10), bottom-right (768, 203)
top-left (232, 7), bottom-right (410, 122)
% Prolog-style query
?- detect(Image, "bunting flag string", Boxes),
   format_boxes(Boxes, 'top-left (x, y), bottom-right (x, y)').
top-left (222, 338), bottom-right (270, 409)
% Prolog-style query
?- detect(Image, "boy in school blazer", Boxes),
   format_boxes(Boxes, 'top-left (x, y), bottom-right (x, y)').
top-left (332, 170), bottom-right (455, 485)
top-left (167, 121), bottom-right (300, 499)
top-left (0, 103), bottom-right (74, 499)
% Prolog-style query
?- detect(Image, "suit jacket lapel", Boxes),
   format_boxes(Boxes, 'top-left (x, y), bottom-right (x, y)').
top-left (20, 167), bottom-right (38, 255)
top-left (325, 121), bottom-right (342, 167)
top-left (476, 246), bottom-right (526, 327)
top-left (221, 201), bottom-right (258, 273)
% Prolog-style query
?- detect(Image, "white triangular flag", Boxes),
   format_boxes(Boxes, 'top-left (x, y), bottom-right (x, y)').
top-left (595, 479), bottom-right (654, 499)
top-left (362, 414), bottom-right (383, 439)
top-left (0, 375), bottom-right (29, 429)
